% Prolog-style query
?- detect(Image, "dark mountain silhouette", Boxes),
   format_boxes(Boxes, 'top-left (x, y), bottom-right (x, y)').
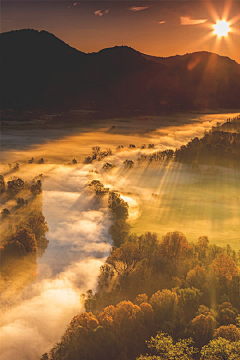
top-left (1, 29), bottom-right (240, 112)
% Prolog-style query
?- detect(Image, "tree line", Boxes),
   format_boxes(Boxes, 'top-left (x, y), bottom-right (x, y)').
top-left (137, 117), bottom-right (240, 168)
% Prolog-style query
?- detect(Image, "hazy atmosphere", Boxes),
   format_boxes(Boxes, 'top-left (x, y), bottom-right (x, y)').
top-left (1, 1), bottom-right (240, 360)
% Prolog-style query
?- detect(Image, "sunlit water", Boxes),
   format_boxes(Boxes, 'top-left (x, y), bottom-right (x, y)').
top-left (0, 112), bottom-right (239, 359)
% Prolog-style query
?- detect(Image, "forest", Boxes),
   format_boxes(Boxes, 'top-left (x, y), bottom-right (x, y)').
top-left (43, 191), bottom-right (240, 360)
top-left (41, 119), bottom-right (240, 360)
top-left (137, 115), bottom-right (240, 168)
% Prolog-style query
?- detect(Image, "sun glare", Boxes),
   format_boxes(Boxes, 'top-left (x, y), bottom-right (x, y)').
top-left (213, 20), bottom-right (230, 37)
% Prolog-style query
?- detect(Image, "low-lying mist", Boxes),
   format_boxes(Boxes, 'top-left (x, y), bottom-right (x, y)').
top-left (0, 258), bottom-right (104, 360)
top-left (1, 112), bottom-right (240, 359)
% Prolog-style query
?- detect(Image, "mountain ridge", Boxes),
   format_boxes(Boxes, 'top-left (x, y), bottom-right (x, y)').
top-left (1, 29), bottom-right (240, 112)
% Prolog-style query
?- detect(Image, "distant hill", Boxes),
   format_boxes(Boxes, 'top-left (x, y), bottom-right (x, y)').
top-left (1, 29), bottom-right (240, 112)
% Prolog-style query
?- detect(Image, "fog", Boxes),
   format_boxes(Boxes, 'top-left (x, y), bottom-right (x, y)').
top-left (0, 258), bottom-right (104, 360)
top-left (1, 112), bottom-right (239, 359)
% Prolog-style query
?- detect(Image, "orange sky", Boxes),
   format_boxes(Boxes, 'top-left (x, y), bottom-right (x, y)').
top-left (1, 1), bottom-right (240, 63)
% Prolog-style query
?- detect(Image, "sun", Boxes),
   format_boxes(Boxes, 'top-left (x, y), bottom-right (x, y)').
top-left (213, 20), bottom-right (230, 37)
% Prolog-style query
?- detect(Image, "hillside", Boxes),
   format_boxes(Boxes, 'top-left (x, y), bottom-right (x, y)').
top-left (1, 29), bottom-right (240, 112)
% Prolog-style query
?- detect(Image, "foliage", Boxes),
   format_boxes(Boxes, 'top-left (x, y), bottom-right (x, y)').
top-left (27, 215), bottom-right (49, 240)
top-left (137, 118), bottom-right (240, 168)
top-left (85, 147), bottom-right (112, 163)
top-left (124, 159), bottom-right (134, 168)
top-left (108, 191), bottom-right (129, 220)
top-left (200, 337), bottom-right (240, 360)
top-left (0, 175), bottom-right (5, 193)
top-left (213, 324), bottom-right (240, 342)
top-left (26, 215), bottom-right (49, 256)
top-left (7, 177), bottom-right (24, 194)
top-left (1, 208), bottom-right (11, 217)
top-left (150, 289), bottom-right (178, 324)
top-left (190, 314), bottom-right (218, 347)
top-left (177, 287), bottom-right (203, 324)
top-left (217, 302), bottom-right (239, 326)
top-left (30, 179), bottom-right (42, 195)
top-left (88, 180), bottom-right (109, 195)
top-left (211, 253), bottom-right (239, 284)
top-left (160, 231), bottom-right (190, 260)
top-left (48, 227), bottom-right (240, 360)
top-left (103, 162), bottom-right (116, 171)
top-left (137, 332), bottom-right (197, 360)
top-left (110, 219), bottom-right (130, 247)
top-left (17, 197), bottom-right (26, 206)
top-left (2, 228), bottom-right (38, 260)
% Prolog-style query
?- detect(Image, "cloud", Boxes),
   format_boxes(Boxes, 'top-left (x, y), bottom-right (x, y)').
top-left (127, 6), bottom-right (149, 12)
top-left (158, 21), bottom-right (166, 24)
top-left (180, 16), bottom-right (208, 25)
top-left (94, 9), bottom-right (109, 17)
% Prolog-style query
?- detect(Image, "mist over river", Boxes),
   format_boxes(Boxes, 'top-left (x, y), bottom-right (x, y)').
top-left (1, 112), bottom-right (240, 359)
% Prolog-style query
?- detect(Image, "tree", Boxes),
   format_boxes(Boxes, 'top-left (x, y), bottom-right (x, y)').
top-left (108, 192), bottom-right (128, 220)
top-left (139, 302), bottom-right (154, 327)
top-left (134, 294), bottom-right (149, 306)
top-left (84, 290), bottom-right (97, 313)
top-left (211, 253), bottom-right (239, 284)
top-left (0, 175), bottom-right (5, 193)
top-left (107, 242), bottom-right (141, 276)
top-left (40, 354), bottom-right (48, 360)
top-left (88, 326), bottom-right (116, 360)
top-left (213, 324), bottom-right (240, 342)
top-left (97, 301), bottom-right (149, 359)
top-left (150, 289), bottom-right (178, 324)
top-left (137, 332), bottom-right (197, 360)
top-left (228, 274), bottom-right (240, 309)
top-left (129, 232), bottom-right (161, 263)
top-left (160, 231), bottom-right (190, 260)
top-left (88, 180), bottom-right (109, 195)
top-left (217, 302), bottom-right (238, 326)
top-left (17, 197), bottom-right (25, 206)
top-left (123, 159), bottom-right (134, 168)
top-left (190, 314), bottom-right (218, 347)
top-left (7, 177), bottom-right (24, 194)
top-left (186, 266), bottom-right (206, 290)
top-left (49, 313), bottom-right (99, 360)
top-left (85, 156), bottom-right (93, 164)
top-left (196, 236), bottom-right (209, 261)
top-left (1, 208), bottom-right (10, 217)
top-left (12, 228), bottom-right (38, 255)
top-left (103, 163), bottom-right (116, 171)
top-left (27, 215), bottom-right (49, 240)
top-left (97, 264), bottom-right (115, 294)
top-left (110, 219), bottom-right (130, 247)
top-left (70, 312), bottom-right (99, 331)
top-left (92, 146), bottom-right (100, 160)
top-left (177, 287), bottom-right (203, 324)
top-left (200, 338), bottom-right (240, 360)
top-left (3, 228), bottom-right (38, 258)
top-left (30, 179), bottom-right (42, 195)
top-left (26, 215), bottom-right (49, 255)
